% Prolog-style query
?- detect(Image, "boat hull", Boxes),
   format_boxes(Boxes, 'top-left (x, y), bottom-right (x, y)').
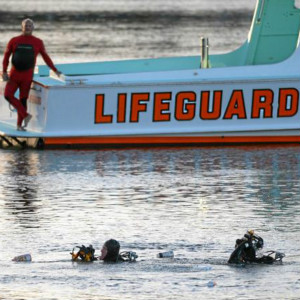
top-left (1, 71), bottom-right (300, 148)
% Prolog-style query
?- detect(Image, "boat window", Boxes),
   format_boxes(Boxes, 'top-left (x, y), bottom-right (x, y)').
top-left (295, 0), bottom-right (300, 8)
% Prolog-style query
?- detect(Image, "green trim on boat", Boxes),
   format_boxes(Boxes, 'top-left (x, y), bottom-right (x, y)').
top-left (245, 0), bottom-right (300, 65)
top-left (36, 0), bottom-right (300, 78)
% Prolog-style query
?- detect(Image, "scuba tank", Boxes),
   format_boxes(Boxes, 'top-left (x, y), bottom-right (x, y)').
top-left (71, 245), bottom-right (97, 262)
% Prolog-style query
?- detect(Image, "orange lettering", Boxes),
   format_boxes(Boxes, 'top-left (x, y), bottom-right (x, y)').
top-left (117, 93), bottom-right (127, 123)
top-left (278, 88), bottom-right (299, 117)
top-left (130, 93), bottom-right (149, 122)
top-left (95, 94), bottom-right (113, 124)
top-left (153, 92), bottom-right (171, 122)
top-left (223, 90), bottom-right (246, 119)
top-left (175, 92), bottom-right (196, 121)
top-left (251, 89), bottom-right (273, 118)
top-left (200, 91), bottom-right (222, 120)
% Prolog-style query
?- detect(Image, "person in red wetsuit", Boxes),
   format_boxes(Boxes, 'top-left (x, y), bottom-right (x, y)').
top-left (2, 18), bottom-right (61, 131)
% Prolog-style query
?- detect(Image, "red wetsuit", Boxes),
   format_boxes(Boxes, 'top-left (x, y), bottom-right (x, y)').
top-left (2, 34), bottom-right (58, 127)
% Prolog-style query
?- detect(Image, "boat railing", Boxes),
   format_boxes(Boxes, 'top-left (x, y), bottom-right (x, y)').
top-left (50, 71), bottom-right (88, 85)
top-left (200, 37), bottom-right (210, 69)
top-left (257, 0), bottom-right (265, 22)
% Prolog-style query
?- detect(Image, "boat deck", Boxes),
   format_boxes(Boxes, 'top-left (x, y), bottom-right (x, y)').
top-left (0, 122), bottom-right (42, 138)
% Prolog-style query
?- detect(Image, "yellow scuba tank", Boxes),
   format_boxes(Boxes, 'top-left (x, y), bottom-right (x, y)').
top-left (70, 245), bottom-right (97, 262)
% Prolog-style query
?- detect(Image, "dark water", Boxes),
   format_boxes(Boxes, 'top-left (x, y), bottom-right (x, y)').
top-left (1, 1), bottom-right (300, 299)
top-left (0, 0), bottom-right (256, 63)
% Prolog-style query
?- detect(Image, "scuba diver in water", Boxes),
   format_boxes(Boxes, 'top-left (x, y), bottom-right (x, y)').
top-left (100, 239), bottom-right (122, 262)
top-left (71, 239), bottom-right (138, 263)
top-left (228, 230), bottom-right (285, 264)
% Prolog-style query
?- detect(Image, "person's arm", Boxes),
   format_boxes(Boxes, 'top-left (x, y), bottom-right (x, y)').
top-left (2, 39), bottom-right (13, 80)
top-left (39, 41), bottom-right (61, 76)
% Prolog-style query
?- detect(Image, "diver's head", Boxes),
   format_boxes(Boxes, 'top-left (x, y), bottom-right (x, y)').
top-left (244, 229), bottom-right (255, 240)
top-left (247, 230), bottom-right (254, 236)
top-left (100, 239), bottom-right (120, 262)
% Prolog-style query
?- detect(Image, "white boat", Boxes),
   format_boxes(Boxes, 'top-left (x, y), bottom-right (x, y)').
top-left (1, 0), bottom-right (300, 148)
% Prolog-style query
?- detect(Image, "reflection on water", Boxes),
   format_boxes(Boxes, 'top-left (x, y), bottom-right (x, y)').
top-left (1, 151), bottom-right (40, 228)
top-left (0, 146), bottom-right (300, 300)
top-left (0, 1), bottom-right (256, 63)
